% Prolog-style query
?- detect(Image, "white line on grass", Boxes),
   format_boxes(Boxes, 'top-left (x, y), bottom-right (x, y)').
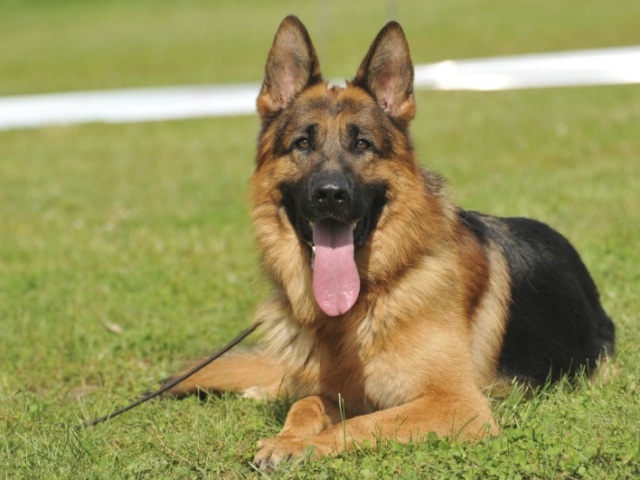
top-left (1, 46), bottom-right (639, 131)
top-left (0, 84), bottom-right (260, 131)
top-left (414, 46), bottom-right (640, 91)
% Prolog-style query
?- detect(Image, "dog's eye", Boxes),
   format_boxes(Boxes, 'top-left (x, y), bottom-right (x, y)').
top-left (356, 139), bottom-right (372, 151)
top-left (295, 138), bottom-right (311, 151)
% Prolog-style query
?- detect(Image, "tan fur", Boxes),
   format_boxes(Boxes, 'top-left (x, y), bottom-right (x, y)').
top-left (470, 242), bottom-right (512, 389)
top-left (168, 17), bottom-right (505, 468)
top-left (169, 349), bottom-right (284, 401)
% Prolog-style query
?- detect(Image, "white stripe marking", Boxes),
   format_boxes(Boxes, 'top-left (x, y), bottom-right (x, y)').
top-left (1, 47), bottom-right (639, 130)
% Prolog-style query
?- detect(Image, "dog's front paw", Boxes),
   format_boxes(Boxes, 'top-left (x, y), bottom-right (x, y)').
top-left (253, 435), bottom-right (307, 470)
top-left (253, 435), bottom-right (331, 470)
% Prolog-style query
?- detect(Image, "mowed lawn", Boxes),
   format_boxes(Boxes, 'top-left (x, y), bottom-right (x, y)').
top-left (1, 1), bottom-right (639, 478)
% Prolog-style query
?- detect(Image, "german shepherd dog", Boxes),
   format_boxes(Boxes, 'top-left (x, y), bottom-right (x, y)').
top-left (168, 16), bottom-right (615, 468)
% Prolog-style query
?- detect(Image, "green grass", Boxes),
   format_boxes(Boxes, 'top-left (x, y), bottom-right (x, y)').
top-left (1, 1), bottom-right (639, 478)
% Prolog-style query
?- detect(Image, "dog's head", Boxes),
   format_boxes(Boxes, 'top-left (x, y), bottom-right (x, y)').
top-left (252, 16), bottom-right (439, 318)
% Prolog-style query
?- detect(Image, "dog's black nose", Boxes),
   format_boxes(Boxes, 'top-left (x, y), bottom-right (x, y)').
top-left (312, 179), bottom-right (350, 207)
top-left (302, 171), bottom-right (357, 223)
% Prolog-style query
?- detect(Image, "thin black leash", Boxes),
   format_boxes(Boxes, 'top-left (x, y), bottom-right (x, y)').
top-left (75, 322), bottom-right (261, 430)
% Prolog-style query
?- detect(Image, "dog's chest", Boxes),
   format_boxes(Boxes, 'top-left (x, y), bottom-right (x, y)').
top-left (318, 348), bottom-right (422, 414)
top-left (357, 310), bottom-right (434, 409)
top-left (361, 351), bottom-right (423, 409)
top-left (312, 315), bottom-right (425, 414)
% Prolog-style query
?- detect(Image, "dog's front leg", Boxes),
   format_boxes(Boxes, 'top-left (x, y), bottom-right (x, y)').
top-left (253, 389), bottom-right (497, 470)
top-left (277, 395), bottom-right (342, 437)
top-left (254, 395), bottom-right (341, 468)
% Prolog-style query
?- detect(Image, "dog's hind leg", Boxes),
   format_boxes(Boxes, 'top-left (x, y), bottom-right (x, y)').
top-left (164, 348), bottom-right (284, 400)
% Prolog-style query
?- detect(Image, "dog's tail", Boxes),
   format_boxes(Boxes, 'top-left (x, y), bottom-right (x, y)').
top-left (164, 347), bottom-right (285, 400)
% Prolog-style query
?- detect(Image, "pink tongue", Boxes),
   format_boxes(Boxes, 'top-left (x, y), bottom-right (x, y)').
top-left (312, 220), bottom-right (360, 317)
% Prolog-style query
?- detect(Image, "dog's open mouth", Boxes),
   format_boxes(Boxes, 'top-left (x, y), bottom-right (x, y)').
top-left (311, 219), bottom-right (360, 317)
top-left (280, 180), bottom-right (387, 317)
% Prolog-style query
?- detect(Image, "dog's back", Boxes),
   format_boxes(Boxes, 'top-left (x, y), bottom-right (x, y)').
top-left (461, 210), bottom-right (615, 385)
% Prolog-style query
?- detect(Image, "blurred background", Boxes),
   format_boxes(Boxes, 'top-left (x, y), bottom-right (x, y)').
top-left (1, 0), bottom-right (639, 95)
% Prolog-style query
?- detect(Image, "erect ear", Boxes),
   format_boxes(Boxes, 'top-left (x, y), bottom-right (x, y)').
top-left (353, 22), bottom-right (416, 123)
top-left (257, 16), bottom-right (323, 119)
